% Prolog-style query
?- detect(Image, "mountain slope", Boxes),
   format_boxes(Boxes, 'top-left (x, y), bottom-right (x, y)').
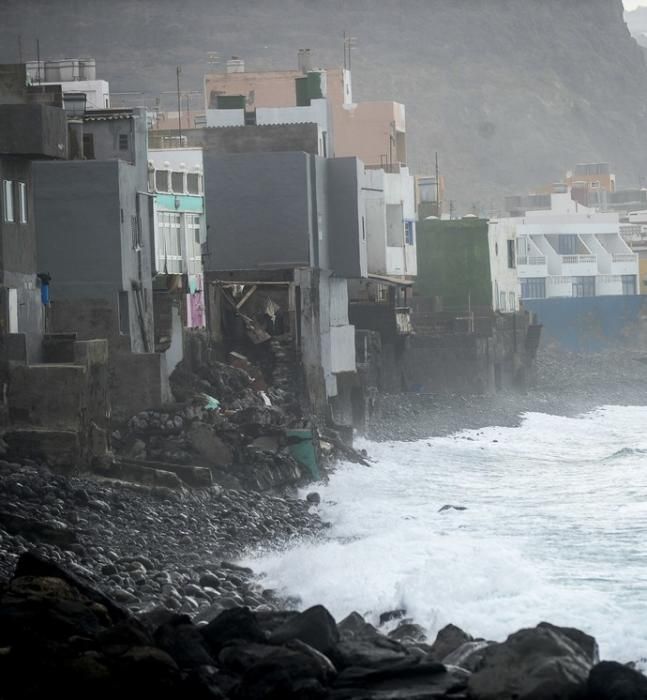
top-left (2, 0), bottom-right (646, 212)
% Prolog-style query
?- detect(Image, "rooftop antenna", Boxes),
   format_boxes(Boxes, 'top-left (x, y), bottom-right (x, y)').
top-left (36, 38), bottom-right (41, 83)
top-left (343, 32), bottom-right (357, 71)
top-left (435, 151), bottom-right (441, 217)
top-left (176, 65), bottom-right (182, 141)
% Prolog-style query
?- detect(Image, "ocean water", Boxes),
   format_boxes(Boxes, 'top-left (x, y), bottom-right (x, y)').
top-left (244, 406), bottom-right (647, 663)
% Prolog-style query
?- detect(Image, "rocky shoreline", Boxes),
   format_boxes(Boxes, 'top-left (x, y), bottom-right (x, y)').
top-left (2, 549), bottom-right (646, 698)
top-left (0, 459), bottom-right (323, 616)
top-left (2, 347), bottom-right (647, 697)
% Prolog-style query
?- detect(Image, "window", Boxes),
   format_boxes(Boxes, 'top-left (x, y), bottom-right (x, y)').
top-left (590, 181), bottom-right (600, 189)
top-left (118, 291), bottom-right (130, 335)
top-left (405, 220), bottom-right (415, 245)
top-left (83, 133), bottom-right (95, 159)
top-left (622, 275), bottom-right (637, 295)
top-left (155, 170), bottom-right (169, 192)
top-left (158, 212), bottom-right (183, 273)
top-left (2, 181), bottom-right (14, 223)
top-left (557, 234), bottom-right (577, 255)
top-left (572, 276), bottom-right (595, 297)
top-left (362, 216), bottom-right (366, 241)
top-left (520, 277), bottom-right (546, 299)
top-left (507, 239), bottom-right (515, 268)
top-left (509, 292), bottom-right (516, 310)
top-left (17, 182), bottom-right (27, 224)
top-left (131, 215), bottom-right (141, 249)
top-left (186, 214), bottom-right (202, 274)
top-left (187, 173), bottom-right (202, 194)
top-left (499, 291), bottom-right (507, 311)
top-left (119, 133), bottom-right (129, 151)
top-left (171, 171), bottom-right (185, 194)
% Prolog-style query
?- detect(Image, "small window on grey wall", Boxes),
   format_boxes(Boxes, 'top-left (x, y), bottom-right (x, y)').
top-left (118, 291), bottom-right (130, 335)
top-left (119, 133), bottom-right (129, 151)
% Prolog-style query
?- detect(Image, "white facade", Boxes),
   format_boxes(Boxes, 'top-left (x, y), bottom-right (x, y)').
top-left (487, 218), bottom-right (521, 312)
top-left (26, 60), bottom-right (109, 109)
top-left (495, 191), bottom-right (639, 300)
top-left (148, 148), bottom-right (205, 277)
top-left (364, 166), bottom-right (417, 279)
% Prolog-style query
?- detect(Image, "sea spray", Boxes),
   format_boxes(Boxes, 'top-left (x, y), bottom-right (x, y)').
top-left (245, 406), bottom-right (647, 662)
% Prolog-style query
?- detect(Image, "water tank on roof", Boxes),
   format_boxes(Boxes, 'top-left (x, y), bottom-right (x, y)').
top-left (57, 60), bottom-right (78, 82)
top-left (226, 57), bottom-right (245, 73)
top-left (79, 59), bottom-right (96, 81)
top-left (44, 61), bottom-right (61, 82)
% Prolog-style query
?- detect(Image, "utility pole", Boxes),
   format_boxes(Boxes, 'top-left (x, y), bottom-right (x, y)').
top-left (36, 39), bottom-right (41, 83)
top-left (176, 65), bottom-right (183, 141)
top-left (449, 200), bottom-right (455, 220)
top-left (435, 151), bottom-right (441, 217)
top-left (343, 31), bottom-right (347, 70)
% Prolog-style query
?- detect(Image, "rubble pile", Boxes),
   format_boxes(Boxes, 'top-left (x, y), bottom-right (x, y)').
top-left (112, 352), bottom-right (314, 491)
top-left (2, 551), bottom-right (643, 699)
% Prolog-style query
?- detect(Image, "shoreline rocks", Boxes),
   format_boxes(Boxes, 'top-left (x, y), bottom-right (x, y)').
top-left (0, 553), bottom-right (642, 699)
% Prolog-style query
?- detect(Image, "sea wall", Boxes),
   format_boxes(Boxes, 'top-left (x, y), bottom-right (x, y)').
top-left (524, 296), bottom-right (647, 353)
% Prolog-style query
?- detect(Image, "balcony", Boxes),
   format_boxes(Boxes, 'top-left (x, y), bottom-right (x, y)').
top-left (610, 253), bottom-right (638, 275)
top-left (560, 254), bottom-right (597, 276)
top-left (517, 254), bottom-right (548, 277)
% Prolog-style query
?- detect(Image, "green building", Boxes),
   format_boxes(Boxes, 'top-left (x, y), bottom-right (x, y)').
top-left (415, 218), bottom-right (492, 311)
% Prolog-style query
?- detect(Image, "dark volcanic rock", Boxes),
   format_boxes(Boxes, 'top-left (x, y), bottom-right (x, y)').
top-left (269, 604), bottom-right (340, 657)
top-left (202, 606), bottom-right (266, 654)
top-left (587, 660), bottom-right (647, 700)
top-left (468, 622), bottom-right (596, 700)
top-left (429, 623), bottom-right (473, 661)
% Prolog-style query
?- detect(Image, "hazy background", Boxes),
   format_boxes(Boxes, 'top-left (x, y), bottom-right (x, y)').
top-left (2, 0), bottom-right (647, 214)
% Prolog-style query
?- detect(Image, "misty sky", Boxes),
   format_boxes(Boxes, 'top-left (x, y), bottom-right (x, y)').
top-left (625, 0), bottom-right (647, 9)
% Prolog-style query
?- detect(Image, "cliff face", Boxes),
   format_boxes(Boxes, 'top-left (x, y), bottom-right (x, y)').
top-left (2, 0), bottom-right (646, 211)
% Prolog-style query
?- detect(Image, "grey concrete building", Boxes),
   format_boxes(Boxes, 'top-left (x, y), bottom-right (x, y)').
top-left (203, 149), bottom-right (366, 427)
top-left (0, 69), bottom-right (68, 365)
top-left (34, 107), bottom-right (165, 417)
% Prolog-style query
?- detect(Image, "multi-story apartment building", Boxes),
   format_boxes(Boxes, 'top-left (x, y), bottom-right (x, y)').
top-left (493, 188), bottom-right (639, 300)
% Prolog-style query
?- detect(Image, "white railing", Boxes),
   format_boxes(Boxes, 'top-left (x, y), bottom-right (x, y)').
top-left (612, 253), bottom-right (638, 263)
top-left (517, 255), bottom-right (546, 266)
top-left (562, 255), bottom-right (596, 264)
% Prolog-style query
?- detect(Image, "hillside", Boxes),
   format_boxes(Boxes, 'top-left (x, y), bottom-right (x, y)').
top-left (2, 0), bottom-right (646, 212)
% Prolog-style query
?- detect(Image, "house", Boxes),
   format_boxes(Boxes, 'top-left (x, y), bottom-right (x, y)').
top-left (495, 187), bottom-right (639, 300)
top-left (202, 51), bottom-right (409, 169)
top-left (33, 107), bottom-right (165, 417)
top-left (0, 63), bottom-right (110, 467)
top-left (0, 97), bottom-right (67, 363)
top-left (203, 149), bottom-right (364, 425)
top-left (148, 147), bottom-right (206, 360)
top-left (25, 58), bottom-right (110, 110)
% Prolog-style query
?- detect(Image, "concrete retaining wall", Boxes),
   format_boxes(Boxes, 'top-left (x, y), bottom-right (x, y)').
top-left (524, 296), bottom-right (647, 352)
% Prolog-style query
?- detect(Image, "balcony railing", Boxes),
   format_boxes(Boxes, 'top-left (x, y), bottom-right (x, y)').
top-left (562, 255), bottom-right (596, 264)
top-left (612, 253), bottom-right (638, 263)
top-left (517, 255), bottom-right (546, 265)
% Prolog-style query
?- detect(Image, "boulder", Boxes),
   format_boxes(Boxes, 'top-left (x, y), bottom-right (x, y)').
top-left (332, 657), bottom-right (469, 698)
top-left (201, 606), bottom-right (265, 654)
top-left (269, 604), bottom-right (340, 657)
top-left (442, 640), bottom-right (491, 672)
top-left (468, 622), bottom-right (596, 699)
top-left (587, 660), bottom-right (647, 700)
top-left (154, 617), bottom-right (214, 669)
top-left (388, 621), bottom-right (428, 644)
top-left (187, 423), bottom-right (233, 467)
top-left (429, 623), bottom-right (473, 661)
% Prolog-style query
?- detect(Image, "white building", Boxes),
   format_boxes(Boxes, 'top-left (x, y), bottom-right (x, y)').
top-left (364, 166), bottom-right (417, 279)
top-left (25, 59), bottom-right (110, 109)
top-left (492, 189), bottom-right (639, 300)
top-left (488, 216), bottom-right (521, 312)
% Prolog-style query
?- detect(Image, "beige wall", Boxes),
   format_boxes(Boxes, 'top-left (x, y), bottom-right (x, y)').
top-left (204, 70), bottom-right (302, 110)
top-left (333, 101), bottom-right (406, 167)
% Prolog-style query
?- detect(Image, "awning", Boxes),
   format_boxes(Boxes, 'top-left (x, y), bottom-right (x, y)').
top-left (367, 273), bottom-right (414, 287)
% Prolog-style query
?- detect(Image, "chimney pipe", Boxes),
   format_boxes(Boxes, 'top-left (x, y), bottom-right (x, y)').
top-left (298, 48), bottom-right (312, 74)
